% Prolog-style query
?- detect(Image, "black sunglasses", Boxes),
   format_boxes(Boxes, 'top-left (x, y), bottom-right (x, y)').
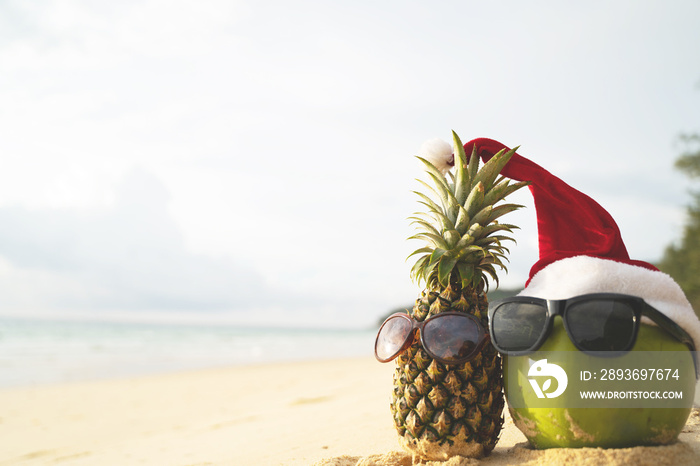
top-left (374, 312), bottom-right (489, 365)
top-left (488, 293), bottom-right (696, 364)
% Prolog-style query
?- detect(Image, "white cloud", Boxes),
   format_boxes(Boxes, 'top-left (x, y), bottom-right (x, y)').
top-left (0, 168), bottom-right (270, 313)
top-left (0, 0), bottom-right (698, 326)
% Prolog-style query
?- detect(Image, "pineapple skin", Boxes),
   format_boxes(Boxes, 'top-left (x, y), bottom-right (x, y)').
top-left (391, 284), bottom-right (504, 460)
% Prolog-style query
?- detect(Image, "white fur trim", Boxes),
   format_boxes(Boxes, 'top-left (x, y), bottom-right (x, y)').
top-left (520, 255), bottom-right (700, 352)
top-left (419, 138), bottom-right (453, 174)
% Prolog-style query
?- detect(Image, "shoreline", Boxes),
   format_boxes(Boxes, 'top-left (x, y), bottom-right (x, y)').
top-left (1, 357), bottom-right (698, 465)
top-left (0, 317), bottom-right (375, 389)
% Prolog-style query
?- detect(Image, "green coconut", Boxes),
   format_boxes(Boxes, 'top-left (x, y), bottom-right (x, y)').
top-left (505, 319), bottom-right (696, 448)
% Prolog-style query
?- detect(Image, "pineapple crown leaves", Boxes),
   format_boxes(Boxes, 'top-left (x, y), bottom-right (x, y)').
top-left (408, 131), bottom-right (529, 291)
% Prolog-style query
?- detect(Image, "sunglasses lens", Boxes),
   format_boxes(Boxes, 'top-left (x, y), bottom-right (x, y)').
top-left (423, 314), bottom-right (481, 362)
top-left (375, 316), bottom-right (413, 361)
top-left (566, 299), bottom-right (636, 351)
top-left (491, 302), bottom-right (547, 352)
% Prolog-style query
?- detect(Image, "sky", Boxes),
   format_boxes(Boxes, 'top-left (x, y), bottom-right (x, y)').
top-left (0, 0), bottom-right (699, 328)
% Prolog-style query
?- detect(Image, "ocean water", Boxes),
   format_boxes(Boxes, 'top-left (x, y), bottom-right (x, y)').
top-left (0, 318), bottom-right (376, 388)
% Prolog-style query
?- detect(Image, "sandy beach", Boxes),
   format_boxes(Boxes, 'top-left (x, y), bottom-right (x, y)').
top-left (1, 357), bottom-right (699, 465)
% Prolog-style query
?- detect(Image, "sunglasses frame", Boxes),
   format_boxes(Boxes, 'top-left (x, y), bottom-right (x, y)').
top-left (488, 293), bottom-right (697, 360)
top-left (374, 311), bottom-right (490, 365)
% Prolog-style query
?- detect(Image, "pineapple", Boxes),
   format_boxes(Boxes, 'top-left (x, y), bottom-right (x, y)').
top-left (392, 131), bottom-right (527, 460)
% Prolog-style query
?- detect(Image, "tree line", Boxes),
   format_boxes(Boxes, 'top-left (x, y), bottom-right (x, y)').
top-left (659, 133), bottom-right (700, 317)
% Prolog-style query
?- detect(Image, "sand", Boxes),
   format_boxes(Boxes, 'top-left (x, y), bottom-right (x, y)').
top-left (0, 357), bottom-right (698, 465)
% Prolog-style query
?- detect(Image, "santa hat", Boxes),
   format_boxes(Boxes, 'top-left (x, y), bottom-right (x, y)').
top-left (458, 137), bottom-right (700, 353)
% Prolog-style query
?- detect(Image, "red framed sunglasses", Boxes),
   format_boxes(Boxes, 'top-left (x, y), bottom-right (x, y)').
top-left (374, 311), bottom-right (490, 365)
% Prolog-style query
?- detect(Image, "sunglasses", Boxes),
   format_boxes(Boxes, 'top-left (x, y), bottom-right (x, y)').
top-left (374, 312), bottom-right (490, 365)
top-left (488, 293), bottom-right (697, 361)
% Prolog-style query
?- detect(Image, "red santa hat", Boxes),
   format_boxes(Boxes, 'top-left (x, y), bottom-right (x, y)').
top-left (457, 137), bottom-right (700, 351)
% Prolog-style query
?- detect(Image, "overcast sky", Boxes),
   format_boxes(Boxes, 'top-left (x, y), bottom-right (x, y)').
top-left (1, 0), bottom-right (699, 328)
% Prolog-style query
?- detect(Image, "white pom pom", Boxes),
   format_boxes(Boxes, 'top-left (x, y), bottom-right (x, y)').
top-left (419, 138), bottom-right (454, 174)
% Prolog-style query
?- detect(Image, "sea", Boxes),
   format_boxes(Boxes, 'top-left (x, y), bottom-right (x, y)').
top-left (0, 318), bottom-right (376, 388)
